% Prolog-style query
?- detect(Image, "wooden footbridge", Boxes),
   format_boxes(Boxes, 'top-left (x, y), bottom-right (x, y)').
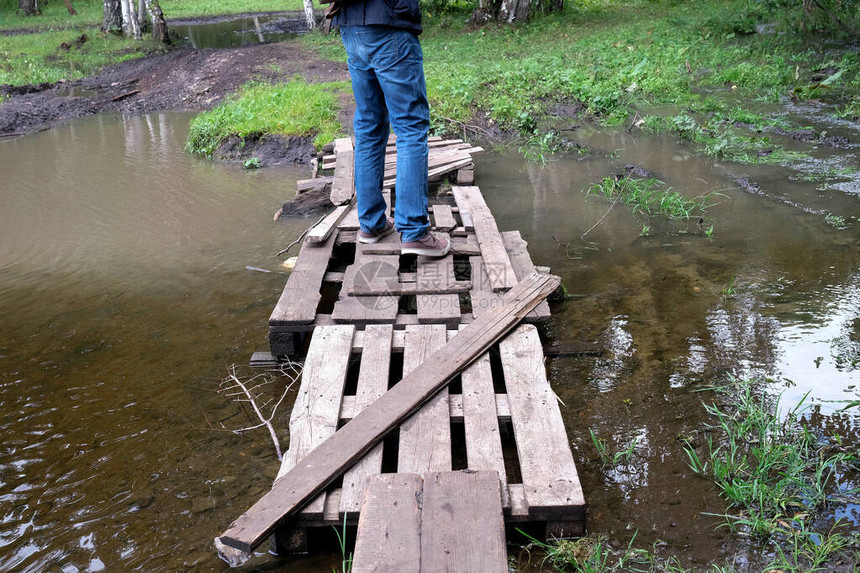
top-left (216, 137), bottom-right (586, 570)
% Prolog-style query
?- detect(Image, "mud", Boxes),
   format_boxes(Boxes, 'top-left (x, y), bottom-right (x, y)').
top-left (213, 134), bottom-right (316, 166)
top-left (0, 40), bottom-right (350, 139)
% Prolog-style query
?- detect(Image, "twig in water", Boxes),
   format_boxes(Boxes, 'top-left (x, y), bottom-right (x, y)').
top-left (276, 214), bottom-right (326, 257)
top-left (219, 363), bottom-right (301, 460)
top-left (580, 176), bottom-right (628, 240)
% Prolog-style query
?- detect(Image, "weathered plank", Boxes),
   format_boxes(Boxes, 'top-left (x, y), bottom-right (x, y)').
top-left (339, 392), bottom-right (512, 423)
top-left (499, 324), bottom-right (585, 520)
top-left (269, 234), bottom-right (336, 326)
top-left (297, 176), bottom-right (333, 194)
top-left (420, 471), bottom-right (507, 573)
top-left (352, 474), bottom-right (423, 573)
top-left (416, 255), bottom-right (461, 324)
top-left (339, 325), bottom-right (393, 514)
top-left (501, 231), bottom-right (550, 320)
top-left (338, 190), bottom-right (390, 231)
top-left (452, 186), bottom-right (517, 292)
top-left (332, 250), bottom-right (400, 323)
top-left (431, 204), bottom-right (457, 232)
top-left (330, 137), bottom-right (355, 205)
top-left (348, 281), bottom-right (471, 297)
top-left (216, 272), bottom-right (560, 563)
top-left (469, 256), bottom-right (504, 319)
top-left (275, 325), bottom-right (355, 520)
top-left (398, 324), bottom-right (451, 473)
top-left (460, 350), bottom-right (509, 506)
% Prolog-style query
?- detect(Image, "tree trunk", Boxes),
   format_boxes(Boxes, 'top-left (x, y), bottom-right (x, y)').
top-left (103, 0), bottom-right (122, 32)
top-left (63, 0), bottom-right (77, 15)
top-left (303, 0), bottom-right (315, 30)
top-left (144, 0), bottom-right (169, 43)
top-left (18, 0), bottom-right (38, 16)
top-left (120, 0), bottom-right (141, 39)
top-left (138, 0), bottom-right (150, 33)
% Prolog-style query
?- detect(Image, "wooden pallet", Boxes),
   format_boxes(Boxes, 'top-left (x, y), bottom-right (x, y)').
top-left (271, 322), bottom-right (585, 552)
top-left (268, 186), bottom-right (551, 357)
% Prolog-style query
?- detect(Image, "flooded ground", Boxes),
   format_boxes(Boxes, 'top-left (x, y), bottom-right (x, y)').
top-left (171, 13), bottom-right (308, 49)
top-left (0, 104), bottom-right (858, 571)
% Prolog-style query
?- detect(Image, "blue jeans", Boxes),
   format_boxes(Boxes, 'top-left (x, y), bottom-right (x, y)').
top-left (340, 25), bottom-right (430, 243)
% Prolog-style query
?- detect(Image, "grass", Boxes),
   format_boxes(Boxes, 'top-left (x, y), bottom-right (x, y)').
top-left (185, 78), bottom-right (347, 154)
top-left (682, 377), bottom-right (860, 568)
top-left (0, 0), bottom-right (304, 31)
top-left (589, 428), bottom-right (639, 469)
top-left (0, 28), bottom-right (156, 85)
top-left (584, 175), bottom-right (721, 230)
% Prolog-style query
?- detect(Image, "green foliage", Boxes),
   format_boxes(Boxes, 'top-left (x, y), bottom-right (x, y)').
top-left (586, 175), bottom-right (720, 222)
top-left (590, 428), bottom-right (639, 468)
top-left (185, 79), bottom-right (347, 155)
top-left (0, 29), bottom-right (152, 85)
top-left (684, 378), bottom-right (859, 553)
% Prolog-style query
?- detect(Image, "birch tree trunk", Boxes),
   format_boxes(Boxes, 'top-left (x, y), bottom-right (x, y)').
top-left (303, 0), bottom-right (315, 30)
top-left (144, 0), bottom-right (169, 43)
top-left (120, 0), bottom-right (141, 39)
top-left (103, 0), bottom-right (122, 32)
top-left (137, 0), bottom-right (149, 33)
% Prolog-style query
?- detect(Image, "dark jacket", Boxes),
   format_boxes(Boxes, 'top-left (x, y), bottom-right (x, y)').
top-left (332, 0), bottom-right (422, 34)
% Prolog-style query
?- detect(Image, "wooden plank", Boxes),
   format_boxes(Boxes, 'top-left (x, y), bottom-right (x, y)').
top-left (348, 281), bottom-right (471, 297)
top-left (383, 156), bottom-right (474, 188)
top-left (274, 325), bottom-right (355, 519)
top-left (297, 176), bottom-right (333, 194)
top-left (330, 137), bottom-right (355, 205)
top-left (340, 325), bottom-right (393, 514)
top-left (501, 231), bottom-right (550, 320)
top-left (269, 234), bottom-right (336, 326)
top-left (307, 198), bottom-right (354, 244)
top-left (339, 190), bottom-right (391, 231)
top-left (341, 392), bottom-right (512, 423)
top-left (420, 471), bottom-right (507, 573)
top-left (416, 255), bottom-right (461, 324)
top-left (461, 352), bottom-right (509, 506)
top-left (469, 256), bottom-right (504, 319)
top-left (352, 474), bottom-right (422, 573)
top-left (398, 324), bottom-right (451, 473)
top-left (499, 325), bottom-right (585, 520)
top-left (452, 186), bottom-right (517, 292)
top-left (431, 204), bottom-right (457, 232)
top-left (216, 272), bottom-right (560, 563)
top-left (332, 251), bottom-right (400, 323)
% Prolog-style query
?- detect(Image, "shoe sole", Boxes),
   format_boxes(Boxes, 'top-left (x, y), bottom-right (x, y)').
top-left (357, 226), bottom-right (395, 244)
top-left (401, 243), bottom-right (451, 257)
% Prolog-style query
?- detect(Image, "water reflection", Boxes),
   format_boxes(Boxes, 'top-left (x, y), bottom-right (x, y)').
top-left (172, 14), bottom-right (307, 50)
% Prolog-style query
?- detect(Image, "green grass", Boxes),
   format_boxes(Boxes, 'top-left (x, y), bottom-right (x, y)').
top-left (185, 78), bottom-right (347, 154)
top-left (0, 0), bottom-right (304, 31)
top-left (682, 377), bottom-right (860, 569)
top-left (0, 29), bottom-right (154, 85)
top-left (585, 175), bottom-right (721, 225)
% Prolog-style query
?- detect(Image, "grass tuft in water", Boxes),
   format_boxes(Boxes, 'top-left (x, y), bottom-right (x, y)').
top-left (185, 79), bottom-right (347, 155)
top-left (585, 175), bottom-right (721, 229)
top-left (683, 377), bottom-right (860, 567)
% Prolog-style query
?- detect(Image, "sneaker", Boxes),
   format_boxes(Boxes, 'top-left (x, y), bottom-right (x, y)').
top-left (401, 232), bottom-right (450, 257)
top-left (358, 217), bottom-right (396, 244)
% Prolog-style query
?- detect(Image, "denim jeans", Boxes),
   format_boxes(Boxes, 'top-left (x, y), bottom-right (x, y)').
top-left (340, 25), bottom-right (430, 242)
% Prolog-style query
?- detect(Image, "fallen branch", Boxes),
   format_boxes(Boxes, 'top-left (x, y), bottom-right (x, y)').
top-left (276, 214), bottom-right (325, 257)
top-left (218, 363), bottom-right (301, 461)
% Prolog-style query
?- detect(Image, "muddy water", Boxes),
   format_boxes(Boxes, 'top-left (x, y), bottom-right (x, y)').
top-left (0, 110), bottom-right (858, 572)
top-left (172, 14), bottom-right (307, 49)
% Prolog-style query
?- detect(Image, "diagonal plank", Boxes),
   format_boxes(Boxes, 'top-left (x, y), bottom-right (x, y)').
top-left (215, 271), bottom-right (560, 564)
top-left (452, 186), bottom-right (517, 292)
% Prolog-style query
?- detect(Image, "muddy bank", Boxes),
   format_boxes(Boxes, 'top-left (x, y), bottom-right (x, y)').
top-left (0, 40), bottom-right (350, 137)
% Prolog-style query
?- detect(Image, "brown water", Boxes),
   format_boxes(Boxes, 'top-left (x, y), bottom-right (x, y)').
top-left (0, 110), bottom-right (858, 571)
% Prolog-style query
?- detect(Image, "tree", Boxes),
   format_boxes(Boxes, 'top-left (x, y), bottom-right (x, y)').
top-left (471, 0), bottom-right (563, 24)
top-left (303, 0), bottom-right (315, 30)
top-left (18, 0), bottom-right (38, 16)
top-left (103, 0), bottom-right (122, 32)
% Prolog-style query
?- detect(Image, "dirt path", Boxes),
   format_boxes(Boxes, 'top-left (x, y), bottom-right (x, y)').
top-left (0, 40), bottom-right (351, 137)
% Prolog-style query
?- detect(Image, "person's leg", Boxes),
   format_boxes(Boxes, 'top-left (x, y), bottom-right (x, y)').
top-left (358, 28), bottom-right (430, 242)
top-left (340, 26), bottom-right (390, 234)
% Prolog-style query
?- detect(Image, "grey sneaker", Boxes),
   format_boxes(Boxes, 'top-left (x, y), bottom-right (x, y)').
top-left (401, 232), bottom-right (450, 257)
top-left (358, 217), bottom-right (396, 244)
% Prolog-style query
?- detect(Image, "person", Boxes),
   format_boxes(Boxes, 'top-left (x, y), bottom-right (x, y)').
top-left (331, 0), bottom-right (450, 257)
